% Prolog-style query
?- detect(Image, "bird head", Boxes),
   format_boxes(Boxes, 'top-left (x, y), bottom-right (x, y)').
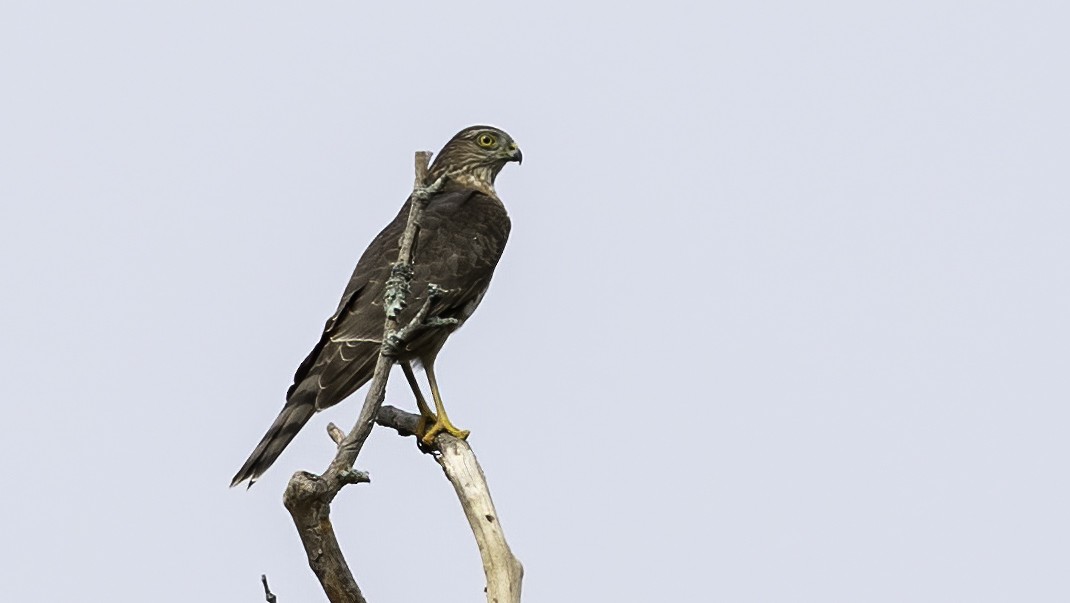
top-left (428, 125), bottom-right (522, 189)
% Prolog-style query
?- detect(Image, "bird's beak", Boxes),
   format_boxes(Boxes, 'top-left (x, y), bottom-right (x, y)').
top-left (507, 143), bottom-right (523, 165)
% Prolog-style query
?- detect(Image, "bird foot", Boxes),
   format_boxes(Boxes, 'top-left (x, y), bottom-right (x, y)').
top-left (418, 416), bottom-right (470, 445)
top-left (414, 407), bottom-right (437, 435)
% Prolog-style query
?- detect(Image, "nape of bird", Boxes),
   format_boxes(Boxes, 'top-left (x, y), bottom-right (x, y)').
top-left (231, 125), bottom-right (521, 488)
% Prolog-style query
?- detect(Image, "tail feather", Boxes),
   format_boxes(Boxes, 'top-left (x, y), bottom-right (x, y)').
top-left (231, 395), bottom-right (317, 488)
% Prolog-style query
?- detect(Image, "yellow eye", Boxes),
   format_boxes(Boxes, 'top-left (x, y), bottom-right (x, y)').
top-left (477, 133), bottom-right (497, 148)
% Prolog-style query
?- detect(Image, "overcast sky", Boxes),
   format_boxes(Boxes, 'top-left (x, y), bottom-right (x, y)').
top-left (2, 2), bottom-right (1068, 602)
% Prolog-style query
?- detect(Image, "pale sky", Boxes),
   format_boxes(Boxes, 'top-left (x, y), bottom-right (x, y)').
top-left (2, 2), bottom-right (1068, 602)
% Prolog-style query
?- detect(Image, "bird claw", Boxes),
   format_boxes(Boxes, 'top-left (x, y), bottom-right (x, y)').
top-left (413, 422), bottom-right (468, 451)
top-left (418, 419), bottom-right (470, 445)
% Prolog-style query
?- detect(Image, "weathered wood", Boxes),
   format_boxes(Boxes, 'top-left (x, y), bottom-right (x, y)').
top-left (378, 406), bottom-right (524, 603)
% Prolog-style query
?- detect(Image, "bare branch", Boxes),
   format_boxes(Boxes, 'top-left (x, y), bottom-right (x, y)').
top-left (283, 473), bottom-right (367, 603)
top-left (261, 575), bottom-right (277, 603)
top-left (376, 405), bottom-right (422, 436)
top-left (326, 423), bottom-right (346, 446)
top-left (282, 151), bottom-right (439, 603)
top-left (382, 285), bottom-right (456, 359)
top-left (378, 406), bottom-right (524, 603)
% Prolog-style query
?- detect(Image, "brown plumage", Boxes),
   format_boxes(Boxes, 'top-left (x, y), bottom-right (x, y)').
top-left (232, 125), bottom-right (521, 487)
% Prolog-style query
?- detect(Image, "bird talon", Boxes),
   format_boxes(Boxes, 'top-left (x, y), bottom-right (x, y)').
top-left (419, 420), bottom-right (470, 445)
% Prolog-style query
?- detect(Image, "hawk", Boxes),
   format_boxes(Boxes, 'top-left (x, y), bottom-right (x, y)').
top-left (232, 125), bottom-right (521, 487)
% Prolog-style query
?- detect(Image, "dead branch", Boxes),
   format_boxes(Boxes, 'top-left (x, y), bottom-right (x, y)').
top-left (378, 406), bottom-right (524, 603)
top-left (261, 574), bottom-right (278, 603)
top-left (281, 152), bottom-right (440, 603)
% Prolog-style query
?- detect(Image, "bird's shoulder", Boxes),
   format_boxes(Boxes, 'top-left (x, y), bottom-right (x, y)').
top-left (423, 186), bottom-right (511, 238)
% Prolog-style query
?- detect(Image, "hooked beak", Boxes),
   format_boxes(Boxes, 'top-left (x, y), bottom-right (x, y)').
top-left (507, 143), bottom-right (523, 164)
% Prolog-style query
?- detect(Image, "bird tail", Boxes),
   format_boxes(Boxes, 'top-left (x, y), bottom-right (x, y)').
top-left (231, 392), bottom-right (317, 488)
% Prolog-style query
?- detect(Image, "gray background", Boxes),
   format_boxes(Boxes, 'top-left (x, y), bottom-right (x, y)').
top-left (2, 1), bottom-right (1068, 601)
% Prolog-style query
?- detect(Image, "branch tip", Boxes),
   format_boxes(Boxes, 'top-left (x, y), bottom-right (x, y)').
top-left (261, 574), bottom-right (277, 603)
top-left (338, 469), bottom-right (371, 486)
top-left (326, 423), bottom-right (346, 445)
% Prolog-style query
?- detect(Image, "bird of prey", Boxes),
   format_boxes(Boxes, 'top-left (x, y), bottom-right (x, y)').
top-left (231, 125), bottom-right (521, 487)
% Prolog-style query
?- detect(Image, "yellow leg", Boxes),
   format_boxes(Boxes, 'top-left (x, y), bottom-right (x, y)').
top-left (420, 362), bottom-right (470, 445)
top-left (402, 362), bottom-right (437, 434)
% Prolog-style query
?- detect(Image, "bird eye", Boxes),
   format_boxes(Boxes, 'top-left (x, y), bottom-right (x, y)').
top-left (477, 134), bottom-right (497, 148)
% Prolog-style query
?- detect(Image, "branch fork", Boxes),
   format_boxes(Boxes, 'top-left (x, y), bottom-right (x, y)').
top-left (382, 284), bottom-right (458, 358)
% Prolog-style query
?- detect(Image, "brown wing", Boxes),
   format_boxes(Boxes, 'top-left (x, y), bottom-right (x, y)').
top-left (289, 188), bottom-right (511, 410)
top-left (231, 196), bottom-right (410, 487)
